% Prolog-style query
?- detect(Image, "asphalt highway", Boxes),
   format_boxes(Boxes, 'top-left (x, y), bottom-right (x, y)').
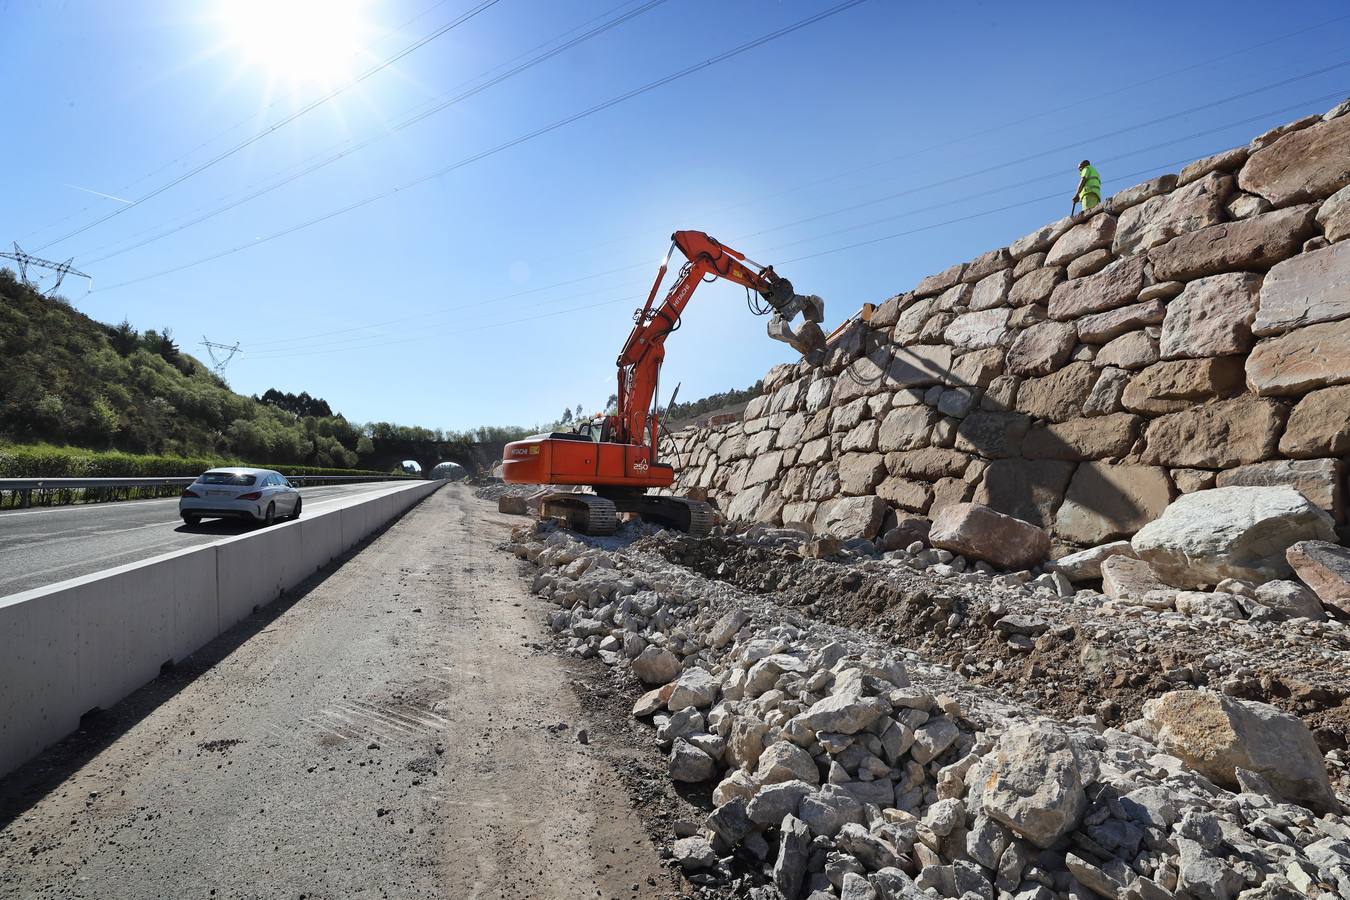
top-left (0, 482), bottom-right (409, 597)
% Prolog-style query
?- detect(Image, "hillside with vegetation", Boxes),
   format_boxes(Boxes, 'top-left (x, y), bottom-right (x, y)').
top-left (1, 268), bottom-right (765, 472)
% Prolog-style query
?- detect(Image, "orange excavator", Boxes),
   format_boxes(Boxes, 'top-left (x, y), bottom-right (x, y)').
top-left (501, 230), bottom-right (826, 536)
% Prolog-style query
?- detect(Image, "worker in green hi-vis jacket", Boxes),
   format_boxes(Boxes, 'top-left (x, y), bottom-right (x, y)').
top-left (1074, 159), bottom-right (1101, 211)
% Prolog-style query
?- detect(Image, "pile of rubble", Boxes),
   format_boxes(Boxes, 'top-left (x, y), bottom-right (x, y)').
top-left (505, 516), bottom-right (1350, 899)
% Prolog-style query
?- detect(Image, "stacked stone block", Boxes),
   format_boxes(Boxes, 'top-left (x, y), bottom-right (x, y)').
top-left (670, 100), bottom-right (1350, 547)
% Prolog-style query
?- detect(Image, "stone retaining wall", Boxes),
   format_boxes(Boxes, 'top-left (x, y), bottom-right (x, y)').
top-left (670, 98), bottom-right (1350, 547)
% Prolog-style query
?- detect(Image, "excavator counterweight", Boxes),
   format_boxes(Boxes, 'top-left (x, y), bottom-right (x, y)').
top-left (502, 230), bottom-right (827, 536)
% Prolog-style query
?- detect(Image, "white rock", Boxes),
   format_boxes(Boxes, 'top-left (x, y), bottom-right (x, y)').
top-left (1131, 487), bottom-right (1337, 589)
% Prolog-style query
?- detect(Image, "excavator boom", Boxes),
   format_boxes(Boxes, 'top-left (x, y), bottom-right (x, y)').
top-left (501, 229), bottom-right (826, 536)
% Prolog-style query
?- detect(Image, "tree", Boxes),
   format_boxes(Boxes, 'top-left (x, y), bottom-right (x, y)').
top-left (559, 407), bottom-right (573, 425)
top-left (574, 403), bottom-right (585, 420)
top-left (111, 319), bottom-right (138, 356)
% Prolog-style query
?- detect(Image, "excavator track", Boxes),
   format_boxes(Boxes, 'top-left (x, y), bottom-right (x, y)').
top-left (539, 493), bottom-right (619, 536)
top-left (602, 493), bottom-right (714, 537)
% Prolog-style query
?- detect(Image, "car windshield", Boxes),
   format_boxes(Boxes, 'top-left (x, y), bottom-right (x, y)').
top-left (199, 472), bottom-right (257, 486)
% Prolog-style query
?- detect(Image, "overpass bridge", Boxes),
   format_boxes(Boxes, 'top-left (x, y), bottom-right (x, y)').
top-left (364, 437), bottom-right (507, 477)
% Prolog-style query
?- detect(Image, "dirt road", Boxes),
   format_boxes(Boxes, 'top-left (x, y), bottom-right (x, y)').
top-left (0, 485), bottom-right (683, 899)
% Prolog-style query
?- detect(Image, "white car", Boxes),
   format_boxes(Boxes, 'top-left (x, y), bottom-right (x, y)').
top-left (179, 468), bottom-right (301, 526)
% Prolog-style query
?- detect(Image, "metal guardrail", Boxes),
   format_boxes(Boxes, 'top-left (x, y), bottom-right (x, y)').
top-left (0, 475), bottom-right (418, 510)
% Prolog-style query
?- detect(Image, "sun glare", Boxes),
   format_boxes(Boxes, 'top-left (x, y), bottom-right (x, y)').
top-left (220, 0), bottom-right (370, 86)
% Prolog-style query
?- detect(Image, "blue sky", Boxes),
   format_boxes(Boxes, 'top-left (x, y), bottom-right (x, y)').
top-left (2, 0), bottom-right (1348, 432)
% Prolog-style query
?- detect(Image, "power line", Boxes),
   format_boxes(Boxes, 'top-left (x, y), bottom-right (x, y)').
top-left (19, 0), bottom-right (468, 241)
top-left (239, 83), bottom-right (1349, 361)
top-left (710, 11), bottom-right (1350, 219)
top-left (736, 58), bottom-right (1350, 243)
top-left (76, 0), bottom-right (673, 266)
top-left (527, 10), bottom-right (1350, 264)
top-left (235, 80), bottom-right (1349, 355)
top-left (102, 82), bottom-right (1348, 357)
top-left (35, 0), bottom-right (505, 251)
top-left (87, 0), bottom-right (875, 293)
top-left (239, 116), bottom-right (1326, 362)
top-left (71, 0), bottom-right (657, 259)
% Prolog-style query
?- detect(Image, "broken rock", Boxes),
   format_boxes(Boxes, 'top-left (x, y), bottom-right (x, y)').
top-left (929, 502), bottom-right (1051, 570)
top-left (1286, 540), bottom-right (1350, 615)
top-left (1142, 690), bottom-right (1338, 813)
top-left (1131, 486), bottom-right (1337, 588)
top-left (981, 721), bottom-right (1094, 849)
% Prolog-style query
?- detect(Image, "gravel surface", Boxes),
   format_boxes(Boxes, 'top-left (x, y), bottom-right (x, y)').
top-left (0, 485), bottom-right (685, 899)
top-left (642, 532), bottom-right (1350, 773)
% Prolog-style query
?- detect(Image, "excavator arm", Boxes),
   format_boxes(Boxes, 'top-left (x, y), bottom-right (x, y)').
top-left (611, 230), bottom-right (825, 447)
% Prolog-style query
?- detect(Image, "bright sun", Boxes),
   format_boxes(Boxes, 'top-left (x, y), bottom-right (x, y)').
top-left (221, 0), bottom-right (371, 85)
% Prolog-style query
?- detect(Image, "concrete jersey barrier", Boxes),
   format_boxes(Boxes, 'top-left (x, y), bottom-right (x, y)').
top-left (0, 479), bottom-right (444, 779)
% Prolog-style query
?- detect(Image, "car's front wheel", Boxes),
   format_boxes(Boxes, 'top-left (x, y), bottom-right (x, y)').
top-left (182, 513), bottom-right (200, 526)
top-left (261, 502), bottom-right (276, 527)
top-left (290, 497), bottom-right (302, 520)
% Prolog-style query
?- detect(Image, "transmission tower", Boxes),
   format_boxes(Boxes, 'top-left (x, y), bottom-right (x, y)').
top-left (201, 338), bottom-right (243, 374)
top-left (0, 242), bottom-right (92, 296)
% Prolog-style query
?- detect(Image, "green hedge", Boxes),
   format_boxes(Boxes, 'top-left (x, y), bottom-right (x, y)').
top-left (0, 444), bottom-right (403, 479)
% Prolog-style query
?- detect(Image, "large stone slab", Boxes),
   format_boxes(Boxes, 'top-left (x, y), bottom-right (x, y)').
top-left (876, 406), bottom-right (937, 452)
top-left (1150, 204), bottom-right (1319, 281)
top-left (1046, 213), bottom-right (1116, 267)
top-left (814, 495), bottom-right (888, 540)
top-left (1143, 691), bottom-right (1338, 813)
top-left (1159, 272), bottom-right (1262, 360)
top-left (1015, 362), bottom-right (1098, 423)
top-left (1102, 554), bottom-right (1173, 600)
top-left (954, 411), bottom-right (1030, 458)
top-left (1112, 171), bottom-right (1230, 256)
top-left (929, 502), bottom-right (1051, 569)
top-left (1216, 458), bottom-right (1344, 522)
top-left (950, 347), bottom-right (1005, 388)
top-left (1316, 183), bottom-right (1350, 243)
top-left (969, 268), bottom-right (1013, 310)
top-left (1076, 299), bottom-right (1166, 344)
top-left (888, 448), bottom-right (973, 480)
top-left (1006, 321), bottom-right (1077, 376)
top-left (946, 308), bottom-right (1011, 350)
top-left (1021, 413), bottom-right (1140, 460)
top-left (1008, 266), bottom-right (1064, 307)
top-left (1245, 318), bottom-right (1350, 396)
top-left (1253, 240), bottom-right (1350, 336)
top-left (1121, 357), bottom-right (1246, 415)
top-left (1049, 541), bottom-right (1137, 581)
top-left (1286, 540), bottom-right (1350, 615)
top-left (838, 453), bottom-right (886, 496)
top-left (972, 458), bottom-right (1075, 528)
top-left (1279, 385), bottom-right (1350, 457)
top-left (1104, 173), bottom-right (1179, 214)
top-left (963, 247), bottom-right (1013, 283)
top-left (1140, 396), bottom-right (1284, 468)
top-left (1131, 486), bottom-right (1337, 587)
top-left (893, 296), bottom-right (936, 340)
top-left (1010, 216), bottom-right (1074, 259)
top-left (1054, 463), bottom-right (1174, 545)
top-left (1237, 112), bottom-right (1350, 207)
top-left (1047, 255), bottom-right (1147, 321)
top-left (1095, 331), bottom-right (1159, 370)
top-left (744, 451), bottom-right (784, 487)
top-left (914, 262), bottom-right (966, 298)
top-left (885, 344), bottom-right (954, 388)
top-left (832, 348), bottom-right (892, 404)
